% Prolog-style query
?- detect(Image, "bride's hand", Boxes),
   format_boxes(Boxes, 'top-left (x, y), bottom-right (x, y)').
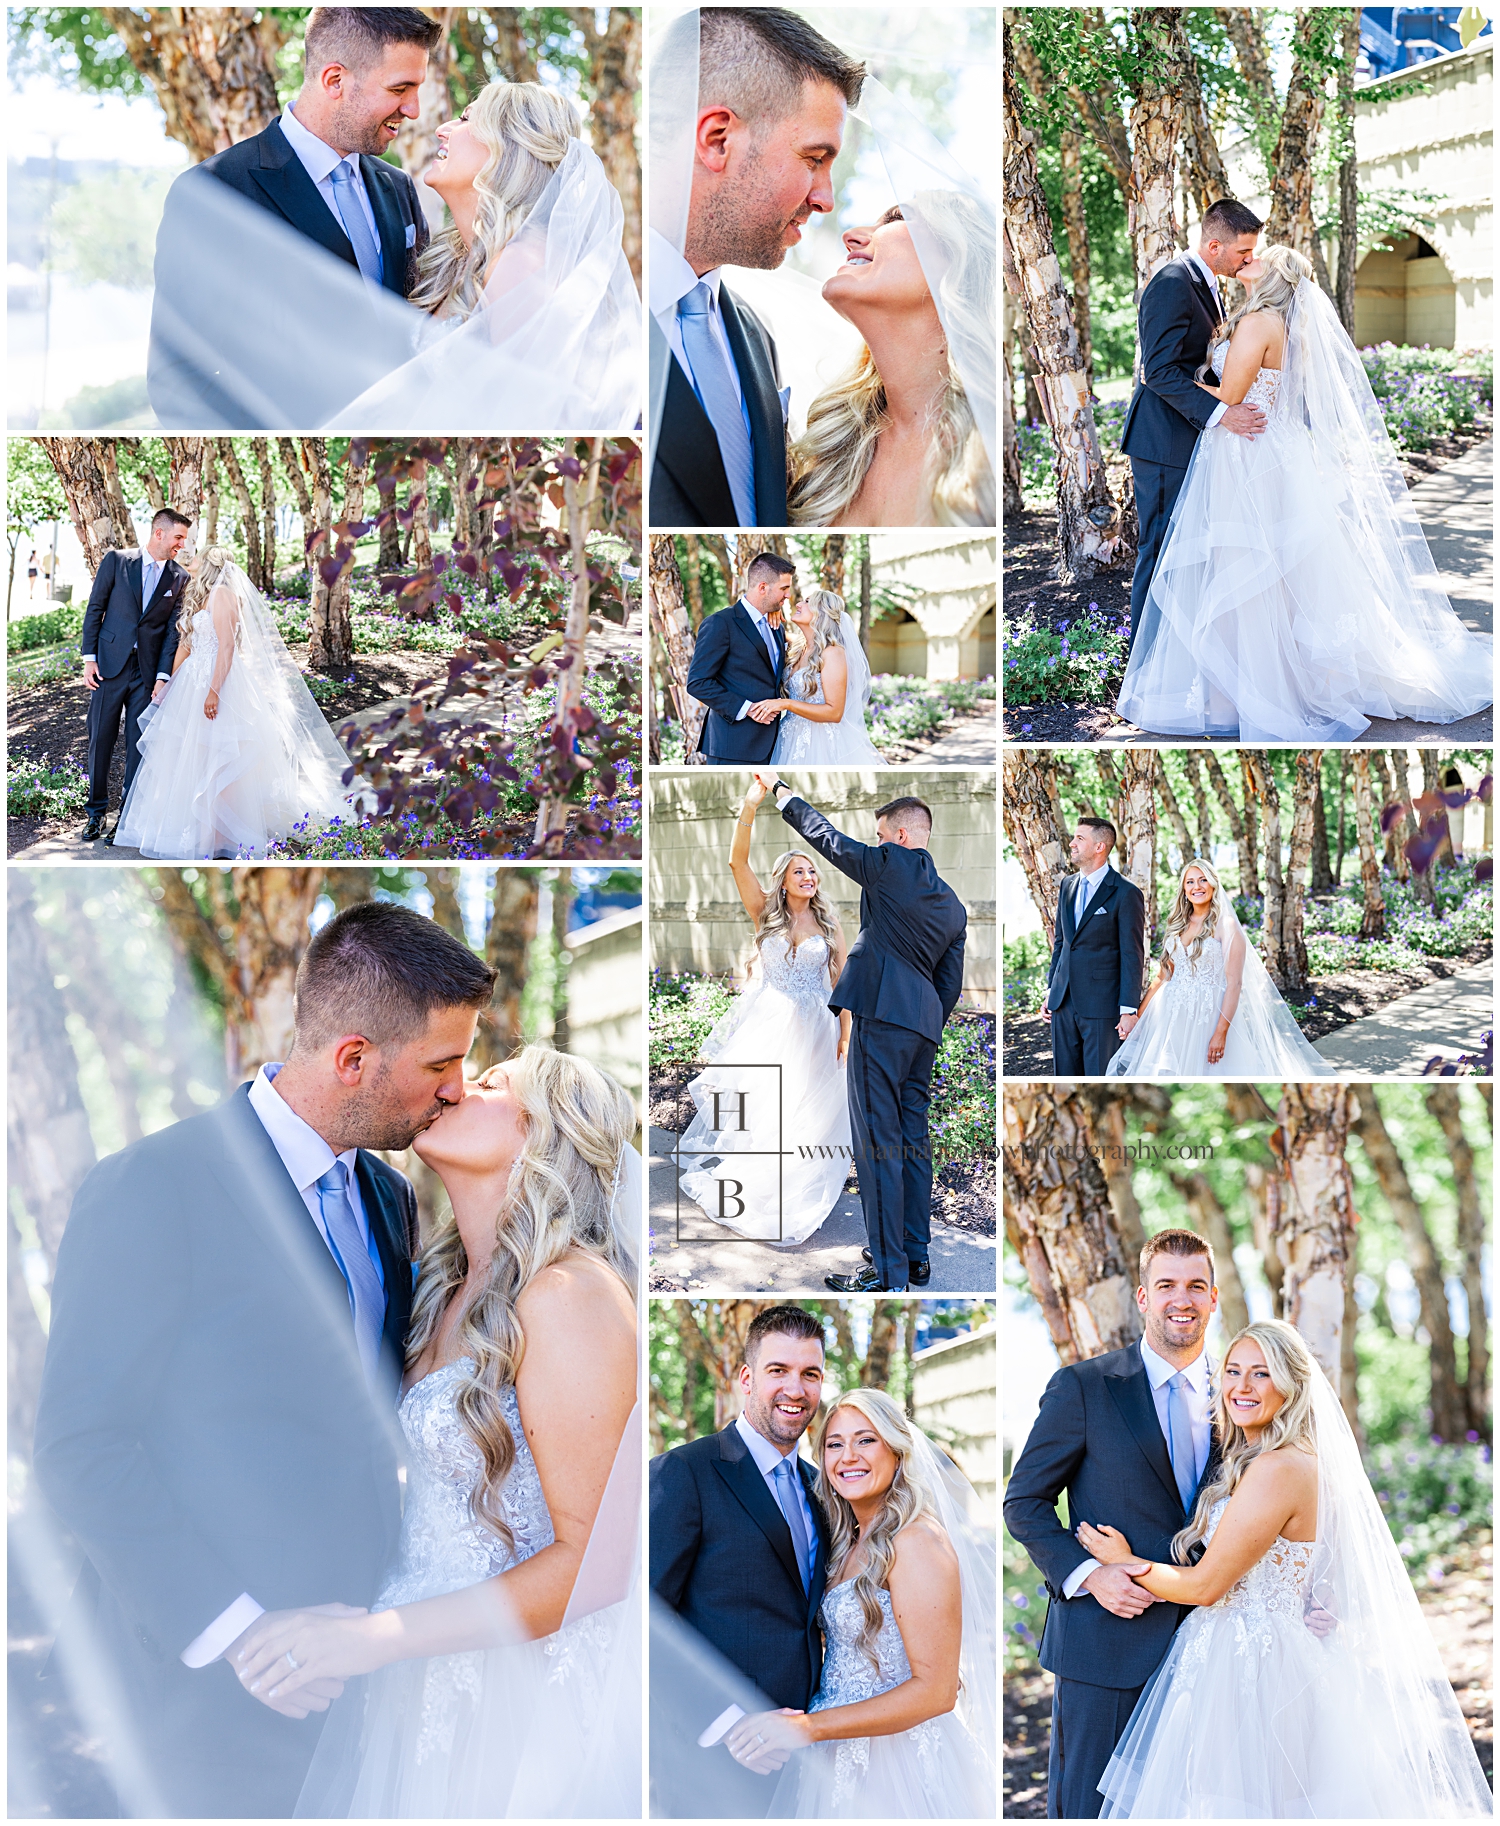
top-left (203, 688), bottom-right (219, 721)
top-left (233, 1601), bottom-right (388, 1701)
top-left (1207, 1018), bottom-right (1230, 1064)
top-left (725, 1708), bottom-right (813, 1771)
top-left (743, 776), bottom-right (768, 808)
top-left (1076, 1520), bottom-right (1138, 1564)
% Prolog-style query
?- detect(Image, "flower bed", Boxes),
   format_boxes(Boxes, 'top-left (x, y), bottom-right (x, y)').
top-left (1003, 601), bottom-right (1130, 709)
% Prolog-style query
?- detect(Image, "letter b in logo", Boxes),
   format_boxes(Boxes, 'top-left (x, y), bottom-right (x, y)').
top-left (716, 1180), bottom-right (746, 1220)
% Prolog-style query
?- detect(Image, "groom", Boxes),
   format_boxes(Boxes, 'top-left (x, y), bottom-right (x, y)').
top-left (79, 510), bottom-right (192, 843)
top-left (687, 551), bottom-right (795, 761)
top-left (649, 8), bottom-right (866, 527)
top-left (33, 902), bottom-right (496, 1818)
top-left (650, 1303), bottom-right (831, 1815)
top-left (758, 775), bottom-right (967, 1292)
top-left (148, 6), bottom-right (440, 428)
top-left (1003, 1230), bottom-right (1223, 1819)
top-left (1120, 197), bottom-right (1265, 650)
top-left (1044, 817), bottom-right (1148, 1076)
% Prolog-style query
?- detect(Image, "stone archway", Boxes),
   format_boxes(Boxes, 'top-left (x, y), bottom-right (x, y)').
top-left (1355, 234), bottom-right (1458, 346)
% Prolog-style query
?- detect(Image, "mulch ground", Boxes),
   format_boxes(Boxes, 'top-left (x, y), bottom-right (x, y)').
top-left (1002, 417), bottom-right (1494, 745)
top-left (1002, 940), bottom-right (1493, 1076)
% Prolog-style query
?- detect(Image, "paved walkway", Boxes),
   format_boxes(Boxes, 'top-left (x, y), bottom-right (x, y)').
top-left (647, 1126), bottom-right (995, 1294)
top-left (1106, 440), bottom-right (1494, 745)
top-left (908, 706), bottom-right (998, 766)
top-left (1312, 960), bottom-right (1493, 1074)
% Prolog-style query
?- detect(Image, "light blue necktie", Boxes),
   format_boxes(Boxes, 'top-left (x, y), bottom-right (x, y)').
top-left (316, 1160), bottom-right (385, 1388)
top-left (773, 1457), bottom-right (812, 1591)
top-left (751, 608), bottom-right (779, 672)
top-left (1166, 1372), bottom-right (1198, 1514)
top-left (330, 159), bottom-right (383, 286)
top-left (1077, 872), bottom-right (1094, 917)
top-left (679, 281), bottom-right (756, 526)
top-left (142, 557), bottom-right (160, 605)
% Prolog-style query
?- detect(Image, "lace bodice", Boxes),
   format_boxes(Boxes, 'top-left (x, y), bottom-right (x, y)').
top-left (810, 1582), bottom-right (912, 1709)
top-left (1210, 337), bottom-right (1281, 416)
top-left (177, 607), bottom-right (218, 678)
top-left (1201, 1496), bottom-right (1315, 1622)
top-left (376, 1358), bottom-right (553, 1610)
top-left (756, 933), bottom-right (836, 1018)
top-left (1159, 933), bottom-right (1227, 1020)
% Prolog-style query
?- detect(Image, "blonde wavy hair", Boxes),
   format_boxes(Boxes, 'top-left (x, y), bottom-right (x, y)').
top-left (1159, 858), bottom-right (1225, 979)
top-left (410, 80), bottom-right (581, 321)
top-left (754, 850), bottom-right (841, 975)
top-left (174, 543), bottom-right (232, 656)
top-left (404, 1044), bottom-right (637, 1549)
top-left (815, 1388), bottom-right (939, 1665)
top-left (1197, 243), bottom-right (1311, 382)
top-left (786, 589), bottom-right (846, 700)
top-left (1172, 1319), bottom-right (1319, 1563)
top-left (788, 191), bottom-right (994, 528)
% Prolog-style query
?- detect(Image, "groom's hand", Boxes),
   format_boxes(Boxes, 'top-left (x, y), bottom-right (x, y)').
top-left (151, 679), bottom-right (168, 705)
top-left (1117, 1013), bottom-right (1139, 1040)
top-left (223, 1618), bottom-right (346, 1718)
top-left (752, 767), bottom-right (780, 792)
top-left (1082, 1563), bottom-right (1157, 1618)
top-left (1222, 401), bottom-right (1266, 440)
top-left (82, 660), bottom-right (102, 692)
top-left (747, 699), bottom-right (782, 724)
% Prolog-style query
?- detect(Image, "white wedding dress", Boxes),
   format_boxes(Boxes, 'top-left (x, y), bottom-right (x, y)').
top-left (1117, 279), bottom-right (1492, 741)
top-left (771, 614), bottom-right (886, 766)
top-left (114, 572), bottom-right (354, 860)
top-left (297, 1362), bottom-right (637, 1818)
top-left (678, 934), bottom-right (851, 1244)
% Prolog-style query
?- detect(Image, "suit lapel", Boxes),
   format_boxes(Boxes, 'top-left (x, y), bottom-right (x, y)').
top-left (1069, 869), bottom-right (1122, 946)
top-left (719, 285), bottom-right (788, 525)
top-left (735, 601), bottom-right (780, 690)
top-left (251, 119), bottom-right (356, 267)
top-left (1182, 254), bottom-right (1222, 324)
top-left (657, 350), bottom-right (737, 526)
top-left (1103, 1351), bottom-right (1183, 1514)
top-left (361, 156), bottom-right (407, 295)
top-left (127, 552), bottom-right (144, 611)
top-left (714, 1427), bottom-right (804, 1595)
top-left (355, 1153), bottom-right (412, 1397)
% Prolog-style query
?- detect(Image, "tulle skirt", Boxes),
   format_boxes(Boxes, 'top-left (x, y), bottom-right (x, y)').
top-left (678, 979), bottom-right (851, 1245)
top-left (1117, 416), bottom-right (1493, 742)
top-left (771, 710), bottom-right (885, 766)
top-left (115, 653), bottom-right (352, 859)
top-left (1099, 1601), bottom-right (1490, 1818)
top-left (768, 1712), bottom-right (993, 1818)
top-left (1106, 980), bottom-right (1333, 1078)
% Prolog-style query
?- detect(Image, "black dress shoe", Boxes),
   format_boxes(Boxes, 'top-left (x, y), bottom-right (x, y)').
top-left (862, 1248), bottom-right (932, 1286)
top-left (82, 815), bottom-right (106, 841)
top-left (826, 1265), bottom-right (891, 1293)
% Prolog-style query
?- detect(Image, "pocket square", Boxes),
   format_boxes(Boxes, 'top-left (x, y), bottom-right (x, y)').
top-left (405, 222), bottom-right (417, 248)
top-left (1093, 906), bottom-right (1107, 916)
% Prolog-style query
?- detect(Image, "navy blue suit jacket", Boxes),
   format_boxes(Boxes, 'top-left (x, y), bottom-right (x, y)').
top-left (1003, 1342), bottom-right (1221, 1690)
top-left (1120, 256), bottom-right (1223, 470)
top-left (780, 797), bottom-right (967, 1044)
top-left (1046, 866), bottom-right (1147, 1019)
top-left (687, 599), bottom-right (786, 762)
top-left (81, 548), bottom-right (188, 683)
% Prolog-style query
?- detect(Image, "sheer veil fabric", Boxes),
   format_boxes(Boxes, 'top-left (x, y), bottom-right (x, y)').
top-left (771, 611), bottom-right (886, 764)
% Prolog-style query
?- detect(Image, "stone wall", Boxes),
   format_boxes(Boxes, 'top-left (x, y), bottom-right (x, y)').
top-left (913, 1321), bottom-right (997, 1524)
top-left (648, 768), bottom-right (995, 1010)
top-left (565, 905), bottom-right (643, 1108)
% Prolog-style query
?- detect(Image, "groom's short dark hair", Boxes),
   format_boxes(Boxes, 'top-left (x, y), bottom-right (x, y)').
top-left (292, 902), bottom-right (495, 1053)
top-left (747, 552), bottom-right (797, 586)
top-left (875, 796), bottom-right (932, 837)
top-left (699, 8), bottom-right (867, 121)
top-left (151, 508), bottom-right (192, 533)
top-left (1077, 815), bottom-right (1116, 852)
top-left (1140, 1227), bottom-right (1216, 1289)
top-left (305, 7), bottom-right (442, 77)
top-left (1202, 198), bottom-right (1263, 241)
top-left (744, 1304), bottom-right (824, 1366)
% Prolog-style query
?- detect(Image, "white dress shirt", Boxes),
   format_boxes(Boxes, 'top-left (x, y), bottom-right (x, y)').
top-left (1063, 1339), bottom-right (1214, 1599)
top-left (732, 595), bottom-right (782, 721)
top-left (1073, 862), bottom-right (1136, 1016)
top-left (648, 228), bottom-right (746, 408)
top-left (734, 1413), bottom-right (818, 1589)
top-left (1186, 250), bottom-right (1228, 430)
top-left (280, 104), bottom-right (381, 253)
top-left (179, 1064), bottom-right (384, 1669)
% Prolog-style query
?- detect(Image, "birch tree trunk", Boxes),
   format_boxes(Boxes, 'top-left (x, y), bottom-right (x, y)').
top-left (1001, 749), bottom-right (1072, 949)
top-left (1183, 751), bottom-right (1215, 869)
top-left (1279, 749), bottom-right (1321, 994)
top-left (648, 534), bottom-right (706, 761)
top-left (1354, 1091), bottom-right (1466, 1442)
top-left (1425, 1086), bottom-right (1490, 1441)
top-left (1265, 10), bottom-right (1330, 269)
top-left (1392, 749), bottom-right (1435, 905)
top-left (1172, 10), bottom-right (1233, 219)
top-left (536, 440), bottom-right (604, 852)
top-left (1335, 9), bottom-right (1362, 333)
top-left (1351, 751), bottom-right (1386, 938)
top-left (1118, 751), bottom-right (1159, 954)
top-left (163, 435), bottom-right (210, 525)
top-left (39, 438), bottom-right (131, 572)
top-left (1270, 1084), bottom-right (1358, 1414)
top-left (1171, 1169), bottom-right (1251, 1338)
top-left (1077, 1088), bottom-right (1148, 1271)
top-left (1243, 751), bottom-right (1291, 988)
top-left (98, 437), bottom-right (140, 549)
top-left (100, 6), bottom-right (284, 160)
top-left (473, 868), bottom-right (541, 1070)
top-left (325, 441), bottom-right (369, 664)
top-left (1003, 28), bottom-right (1124, 580)
top-left (1002, 311), bottom-right (1025, 518)
top-left (1205, 751), bottom-right (1258, 896)
top-left (1419, 749), bottom-right (1457, 871)
top-left (252, 438), bottom-right (278, 588)
top-left (301, 438), bottom-right (341, 672)
top-left (1309, 759), bottom-right (1334, 892)
top-left (681, 535), bottom-right (705, 627)
top-left (572, 8), bottom-right (642, 286)
top-left (215, 437), bottom-right (263, 587)
top-left (1126, 10), bottom-right (1185, 303)
top-left (1003, 1086), bottom-right (1143, 1364)
top-left (1058, 127), bottom-right (1093, 386)
top-left (409, 458), bottom-right (434, 572)
top-left (820, 534), bottom-right (847, 597)
top-left (1156, 765), bottom-right (1196, 872)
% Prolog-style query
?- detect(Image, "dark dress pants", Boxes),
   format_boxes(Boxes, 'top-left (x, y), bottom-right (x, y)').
top-left (1048, 1675), bottom-right (1147, 1819)
top-left (85, 651), bottom-right (150, 818)
top-left (847, 1014), bottom-right (937, 1288)
top-left (1127, 457), bottom-right (1189, 657)
top-left (1050, 1000), bottom-right (1122, 1077)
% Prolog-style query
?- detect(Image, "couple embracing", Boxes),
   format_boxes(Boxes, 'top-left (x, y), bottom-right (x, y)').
top-left (1005, 1230), bottom-right (1490, 1818)
top-left (34, 903), bottom-right (641, 1818)
top-left (650, 7), bottom-right (993, 530)
top-left (151, 6), bottom-right (639, 431)
top-left (650, 1304), bottom-right (994, 1817)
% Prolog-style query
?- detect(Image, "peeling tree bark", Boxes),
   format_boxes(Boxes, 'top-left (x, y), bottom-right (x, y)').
top-left (1001, 749), bottom-right (1073, 949)
top-left (1126, 10), bottom-right (1186, 303)
top-left (1243, 751), bottom-right (1291, 988)
top-left (100, 6), bottom-right (283, 161)
top-left (1265, 10), bottom-right (1330, 271)
top-left (1156, 764), bottom-right (1196, 873)
top-left (215, 437), bottom-right (263, 587)
top-left (1424, 1086), bottom-right (1490, 1441)
top-left (648, 534), bottom-right (706, 761)
top-left (535, 440), bottom-right (604, 853)
top-left (252, 438), bottom-right (278, 589)
top-left (39, 438), bottom-right (132, 573)
top-left (572, 8), bottom-right (641, 286)
top-left (1335, 9), bottom-right (1362, 332)
top-left (1003, 1085), bottom-right (1143, 1364)
top-left (1351, 751), bottom-right (1386, 938)
top-left (1117, 751), bottom-right (1159, 958)
top-left (1279, 749), bottom-right (1321, 994)
top-left (1172, 10), bottom-right (1233, 220)
top-left (1270, 1084), bottom-right (1359, 1426)
top-left (1204, 751), bottom-right (1258, 897)
top-left (1077, 1086), bottom-right (1151, 1271)
top-left (300, 438), bottom-right (340, 673)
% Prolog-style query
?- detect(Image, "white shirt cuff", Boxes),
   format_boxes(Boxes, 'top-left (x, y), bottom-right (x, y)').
top-left (181, 1591), bottom-right (264, 1668)
top-left (1206, 402), bottom-right (1227, 429)
top-left (1120, 1005), bottom-right (1137, 1016)
top-left (737, 700), bottom-right (752, 721)
top-left (1063, 1557), bottom-right (1100, 1600)
top-left (81, 654), bottom-right (96, 663)
top-left (773, 785), bottom-right (794, 808)
top-left (155, 672), bottom-right (170, 682)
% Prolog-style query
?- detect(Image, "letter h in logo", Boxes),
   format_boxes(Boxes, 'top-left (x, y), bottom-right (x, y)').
top-left (673, 1063), bottom-right (785, 1244)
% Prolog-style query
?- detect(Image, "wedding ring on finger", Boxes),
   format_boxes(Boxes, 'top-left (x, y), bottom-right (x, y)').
top-left (285, 1651), bottom-right (300, 1671)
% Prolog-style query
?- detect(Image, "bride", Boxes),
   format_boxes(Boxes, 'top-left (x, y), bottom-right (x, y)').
top-left (113, 545), bottom-right (355, 861)
top-left (1077, 1319), bottom-right (1491, 1817)
top-left (1117, 244), bottom-right (1493, 741)
top-left (677, 776), bottom-right (852, 1245)
top-left (787, 194), bottom-right (994, 529)
top-left (722, 1389), bottom-right (994, 1817)
top-left (763, 591), bottom-right (886, 766)
top-left (1107, 860), bottom-right (1333, 1078)
top-left (232, 1046), bottom-right (642, 1818)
